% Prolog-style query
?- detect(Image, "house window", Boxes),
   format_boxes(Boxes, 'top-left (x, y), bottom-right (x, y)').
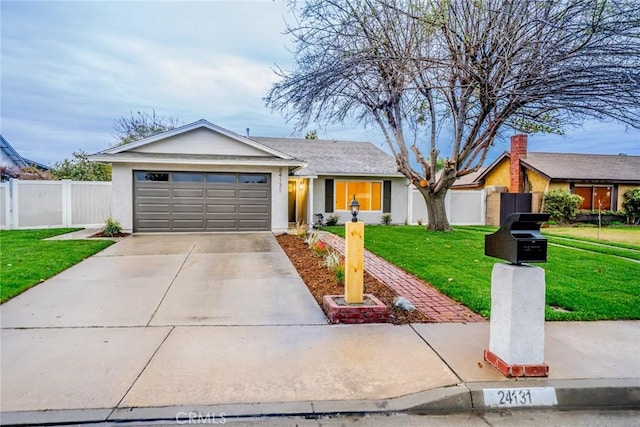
top-left (573, 185), bottom-right (612, 210)
top-left (335, 181), bottom-right (382, 211)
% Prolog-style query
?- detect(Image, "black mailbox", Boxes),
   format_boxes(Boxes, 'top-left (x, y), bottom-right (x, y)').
top-left (485, 212), bottom-right (550, 264)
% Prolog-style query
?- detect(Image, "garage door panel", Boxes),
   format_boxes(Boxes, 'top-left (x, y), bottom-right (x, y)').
top-left (172, 219), bottom-right (206, 229)
top-left (207, 204), bottom-right (237, 214)
top-left (137, 219), bottom-right (172, 230)
top-left (172, 204), bottom-right (205, 213)
top-left (137, 203), bottom-right (171, 213)
top-left (207, 189), bottom-right (237, 198)
top-left (172, 188), bottom-right (205, 198)
top-left (136, 187), bottom-right (171, 197)
top-left (134, 171), bottom-right (270, 232)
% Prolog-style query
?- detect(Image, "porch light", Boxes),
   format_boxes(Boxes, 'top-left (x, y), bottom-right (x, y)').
top-left (350, 195), bottom-right (360, 222)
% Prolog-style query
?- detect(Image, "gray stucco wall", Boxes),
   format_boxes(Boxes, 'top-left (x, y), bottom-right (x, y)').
top-left (312, 176), bottom-right (408, 225)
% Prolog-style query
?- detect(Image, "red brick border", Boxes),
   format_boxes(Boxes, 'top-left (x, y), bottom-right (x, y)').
top-left (321, 233), bottom-right (484, 323)
top-left (323, 294), bottom-right (388, 324)
top-left (483, 349), bottom-right (549, 377)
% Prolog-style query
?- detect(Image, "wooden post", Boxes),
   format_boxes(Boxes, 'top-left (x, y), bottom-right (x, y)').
top-left (345, 221), bottom-right (364, 304)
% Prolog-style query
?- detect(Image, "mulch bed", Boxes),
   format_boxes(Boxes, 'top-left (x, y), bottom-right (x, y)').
top-left (276, 233), bottom-right (434, 324)
top-left (89, 231), bottom-right (131, 238)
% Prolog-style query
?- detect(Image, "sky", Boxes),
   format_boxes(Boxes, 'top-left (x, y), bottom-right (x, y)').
top-left (1, 0), bottom-right (639, 167)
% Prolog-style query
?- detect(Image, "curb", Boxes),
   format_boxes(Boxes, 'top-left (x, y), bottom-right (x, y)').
top-left (2, 379), bottom-right (638, 426)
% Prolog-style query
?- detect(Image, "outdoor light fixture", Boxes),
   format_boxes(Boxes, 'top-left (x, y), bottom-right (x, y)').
top-left (350, 195), bottom-right (360, 222)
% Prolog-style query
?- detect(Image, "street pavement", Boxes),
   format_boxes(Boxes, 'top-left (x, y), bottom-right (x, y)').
top-left (0, 233), bottom-right (638, 426)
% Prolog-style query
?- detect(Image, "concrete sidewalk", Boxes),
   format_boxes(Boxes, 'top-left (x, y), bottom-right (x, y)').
top-left (1, 233), bottom-right (639, 425)
top-left (1, 321), bottom-right (638, 425)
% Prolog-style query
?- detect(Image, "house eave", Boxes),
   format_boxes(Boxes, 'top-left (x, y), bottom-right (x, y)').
top-left (89, 154), bottom-right (305, 168)
top-left (316, 172), bottom-right (405, 178)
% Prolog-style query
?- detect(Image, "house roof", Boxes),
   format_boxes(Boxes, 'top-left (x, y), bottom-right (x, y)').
top-left (0, 134), bottom-right (49, 170)
top-left (252, 137), bottom-right (402, 177)
top-left (473, 151), bottom-right (640, 185)
top-left (521, 152), bottom-right (640, 182)
top-left (452, 167), bottom-right (487, 188)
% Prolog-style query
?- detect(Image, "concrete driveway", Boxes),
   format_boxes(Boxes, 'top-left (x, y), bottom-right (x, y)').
top-left (0, 233), bottom-right (460, 419)
top-left (0, 233), bottom-right (327, 327)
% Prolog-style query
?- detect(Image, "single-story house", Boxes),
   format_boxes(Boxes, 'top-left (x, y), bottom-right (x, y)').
top-left (453, 134), bottom-right (640, 211)
top-left (90, 119), bottom-right (407, 233)
top-left (0, 134), bottom-right (49, 171)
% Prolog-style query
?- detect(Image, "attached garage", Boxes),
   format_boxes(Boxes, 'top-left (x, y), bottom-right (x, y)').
top-left (134, 171), bottom-right (271, 232)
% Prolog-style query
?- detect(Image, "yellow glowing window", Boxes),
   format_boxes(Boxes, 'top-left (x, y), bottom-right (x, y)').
top-left (335, 180), bottom-right (383, 211)
top-left (335, 181), bottom-right (347, 210)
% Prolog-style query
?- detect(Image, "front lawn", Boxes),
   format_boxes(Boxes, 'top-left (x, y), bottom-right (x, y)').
top-left (0, 228), bottom-right (114, 303)
top-left (323, 225), bottom-right (640, 321)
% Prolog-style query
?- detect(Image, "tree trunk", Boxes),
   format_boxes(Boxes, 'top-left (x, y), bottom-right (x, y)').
top-left (418, 187), bottom-right (451, 231)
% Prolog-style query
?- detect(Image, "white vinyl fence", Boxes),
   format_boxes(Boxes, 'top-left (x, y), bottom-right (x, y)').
top-left (408, 187), bottom-right (486, 225)
top-left (0, 179), bottom-right (112, 229)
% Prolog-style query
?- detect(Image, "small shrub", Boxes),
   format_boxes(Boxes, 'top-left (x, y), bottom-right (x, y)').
top-left (381, 213), bottom-right (392, 225)
top-left (311, 240), bottom-right (328, 257)
top-left (325, 214), bottom-right (340, 226)
top-left (103, 217), bottom-right (123, 237)
top-left (324, 251), bottom-right (342, 271)
top-left (334, 262), bottom-right (345, 284)
top-left (304, 231), bottom-right (321, 248)
top-left (543, 189), bottom-right (583, 224)
top-left (623, 187), bottom-right (640, 224)
top-left (292, 222), bottom-right (307, 239)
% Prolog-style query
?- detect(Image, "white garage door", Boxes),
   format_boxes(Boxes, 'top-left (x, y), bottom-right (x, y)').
top-left (133, 171), bottom-right (271, 232)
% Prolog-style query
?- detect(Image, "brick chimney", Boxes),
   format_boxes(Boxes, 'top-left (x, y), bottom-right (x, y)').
top-left (509, 134), bottom-right (527, 193)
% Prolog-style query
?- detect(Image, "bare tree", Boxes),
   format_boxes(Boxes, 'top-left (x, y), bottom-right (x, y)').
top-left (113, 110), bottom-right (182, 146)
top-left (266, 0), bottom-right (640, 230)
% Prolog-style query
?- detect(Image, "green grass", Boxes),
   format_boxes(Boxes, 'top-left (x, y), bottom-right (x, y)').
top-left (323, 225), bottom-right (640, 320)
top-left (0, 228), bottom-right (114, 303)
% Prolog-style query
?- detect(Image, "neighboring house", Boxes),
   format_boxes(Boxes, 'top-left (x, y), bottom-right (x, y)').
top-left (89, 119), bottom-right (407, 233)
top-left (453, 134), bottom-right (640, 212)
top-left (0, 134), bottom-right (49, 172)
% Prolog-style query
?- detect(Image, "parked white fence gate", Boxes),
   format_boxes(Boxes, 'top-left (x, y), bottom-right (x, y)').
top-left (408, 187), bottom-right (486, 225)
top-left (0, 179), bottom-right (112, 229)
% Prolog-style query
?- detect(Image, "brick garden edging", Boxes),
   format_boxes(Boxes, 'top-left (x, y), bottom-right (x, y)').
top-left (323, 294), bottom-right (388, 324)
top-left (320, 232), bottom-right (485, 323)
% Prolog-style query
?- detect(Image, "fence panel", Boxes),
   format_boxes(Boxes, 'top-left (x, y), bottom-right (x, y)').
top-left (448, 190), bottom-right (486, 225)
top-left (409, 187), bottom-right (485, 225)
top-left (71, 182), bottom-right (112, 226)
top-left (0, 183), bottom-right (7, 228)
top-left (1, 179), bottom-right (112, 229)
top-left (17, 181), bottom-right (64, 227)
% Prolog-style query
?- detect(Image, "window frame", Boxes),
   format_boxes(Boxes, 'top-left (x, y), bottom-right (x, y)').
top-left (573, 184), bottom-right (613, 210)
top-left (334, 179), bottom-right (384, 212)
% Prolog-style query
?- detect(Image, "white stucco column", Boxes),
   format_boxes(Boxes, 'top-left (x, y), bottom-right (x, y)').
top-left (485, 263), bottom-right (548, 377)
top-left (307, 178), bottom-right (314, 227)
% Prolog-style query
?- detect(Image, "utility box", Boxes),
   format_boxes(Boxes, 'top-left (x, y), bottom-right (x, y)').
top-left (485, 212), bottom-right (550, 264)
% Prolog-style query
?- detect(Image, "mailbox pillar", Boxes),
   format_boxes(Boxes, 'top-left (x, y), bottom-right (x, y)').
top-left (483, 212), bottom-right (551, 378)
top-left (484, 263), bottom-right (549, 377)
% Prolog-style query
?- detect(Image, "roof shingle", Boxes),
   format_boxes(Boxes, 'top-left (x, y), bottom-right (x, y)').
top-left (522, 152), bottom-right (640, 182)
top-left (252, 137), bottom-right (401, 177)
